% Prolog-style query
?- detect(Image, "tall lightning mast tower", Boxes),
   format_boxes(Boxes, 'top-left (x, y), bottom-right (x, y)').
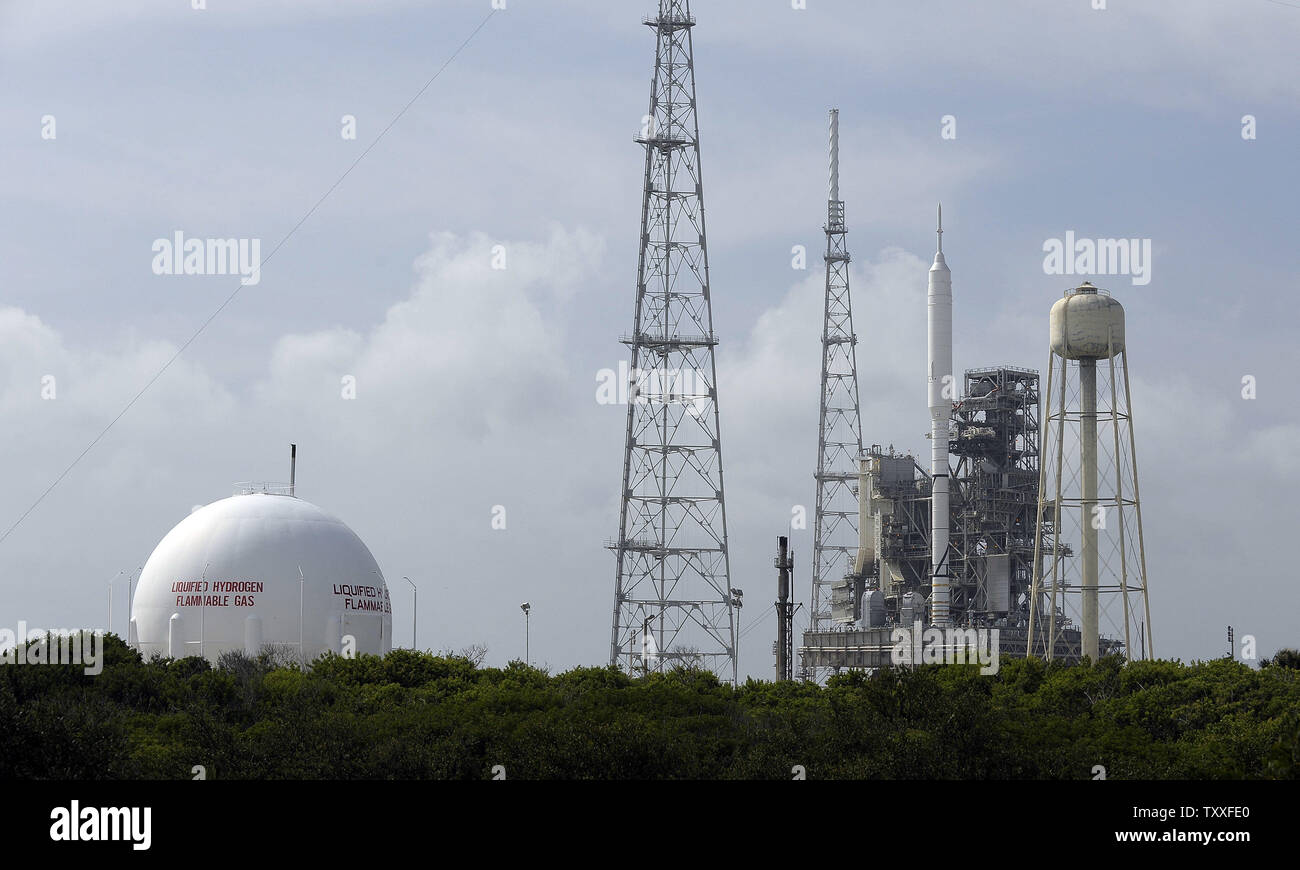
top-left (610, 0), bottom-right (738, 684)
top-left (810, 109), bottom-right (865, 643)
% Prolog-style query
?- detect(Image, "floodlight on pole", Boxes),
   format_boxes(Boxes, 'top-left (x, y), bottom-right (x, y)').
top-left (520, 602), bottom-right (531, 666)
top-left (403, 576), bottom-right (417, 651)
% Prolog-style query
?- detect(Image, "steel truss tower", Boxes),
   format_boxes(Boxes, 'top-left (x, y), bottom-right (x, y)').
top-left (809, 109), bottom-right (865, 647)
top-left (610, 0), bottom-right (738, 684)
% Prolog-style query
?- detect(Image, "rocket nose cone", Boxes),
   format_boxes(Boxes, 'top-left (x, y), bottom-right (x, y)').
top-left (929, 252), bottom-right (949, 272)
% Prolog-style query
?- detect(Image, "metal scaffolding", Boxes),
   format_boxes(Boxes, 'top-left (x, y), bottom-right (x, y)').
top-left (950, 366), bottom-right (1045, 626)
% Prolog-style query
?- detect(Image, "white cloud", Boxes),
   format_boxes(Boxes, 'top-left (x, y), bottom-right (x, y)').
top-left (1245, 423), bottom-right (1300, 479)
top-left (254, 226), bottom-right (602, 441)
top-left (724, 246), bottom-right (932, 476)
top-left (0, 0), bottom-right (438, 49)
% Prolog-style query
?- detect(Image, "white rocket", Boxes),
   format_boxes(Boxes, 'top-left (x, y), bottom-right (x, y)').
top-left (928, 203), bottom-right (952, 626)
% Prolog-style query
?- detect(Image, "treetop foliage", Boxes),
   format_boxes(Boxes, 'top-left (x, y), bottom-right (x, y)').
top-left (1, 634), bottom-right (1295, 780)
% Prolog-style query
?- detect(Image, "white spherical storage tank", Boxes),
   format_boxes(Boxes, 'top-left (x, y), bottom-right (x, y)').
top-left (131, 492), bottom-right (392, 664)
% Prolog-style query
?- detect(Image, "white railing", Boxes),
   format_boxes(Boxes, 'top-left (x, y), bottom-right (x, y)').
top-left (233, 481), bottom-right (294, 496)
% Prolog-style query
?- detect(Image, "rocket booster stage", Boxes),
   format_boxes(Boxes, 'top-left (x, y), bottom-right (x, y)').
top-left (928, 204), bottom-right (952, 626)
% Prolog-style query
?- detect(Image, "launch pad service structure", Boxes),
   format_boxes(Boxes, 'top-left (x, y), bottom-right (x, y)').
top-left (799, 205), bottom-right (1154, 673)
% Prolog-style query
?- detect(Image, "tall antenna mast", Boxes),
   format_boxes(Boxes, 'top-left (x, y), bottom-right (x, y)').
top-left (808, 108), bottom-right (865, 673)
top-left (610, 0), bottom-right (738, 684)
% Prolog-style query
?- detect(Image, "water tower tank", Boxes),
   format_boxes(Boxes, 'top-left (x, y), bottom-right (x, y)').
top-left (131, 491), bottom-right (393, 664)
top-left (1050, 282), bottom-right (1125, 360)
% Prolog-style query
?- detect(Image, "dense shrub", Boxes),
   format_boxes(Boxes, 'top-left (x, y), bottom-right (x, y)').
top-left (0, 633), bottom-right (1294, 780)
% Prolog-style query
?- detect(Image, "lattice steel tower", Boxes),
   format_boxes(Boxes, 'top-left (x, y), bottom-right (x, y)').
top-left (809, 109), bottom-right (865, 641)
top-left (610, 0), bottom-right (738, 684)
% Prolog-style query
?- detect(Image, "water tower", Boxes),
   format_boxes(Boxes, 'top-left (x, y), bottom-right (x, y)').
top-left (1028, 281), bottom-right (1153, 662)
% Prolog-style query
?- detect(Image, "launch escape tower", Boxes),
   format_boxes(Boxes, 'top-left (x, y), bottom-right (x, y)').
top-left (610, 0), bottom-right (738, 684)
top-left (809, 109), bottom-right (865, 675)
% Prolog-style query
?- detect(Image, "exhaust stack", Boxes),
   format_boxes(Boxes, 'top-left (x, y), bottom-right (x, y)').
top-left (775, 536), bottom-right (793, 681)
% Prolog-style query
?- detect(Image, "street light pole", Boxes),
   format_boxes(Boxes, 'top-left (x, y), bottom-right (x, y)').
top-left (297, 566), bottom-right (305, 668)
top-left (108, 570), bottom-right (122, 637)
top-left (403, 576), bottom-right (417, 651)
top-left (520, 602), bottom-right (531, 666)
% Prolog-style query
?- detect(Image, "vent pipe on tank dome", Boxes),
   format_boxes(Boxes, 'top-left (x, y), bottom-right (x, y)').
top-left (290, 444), bottom-right (297, 497)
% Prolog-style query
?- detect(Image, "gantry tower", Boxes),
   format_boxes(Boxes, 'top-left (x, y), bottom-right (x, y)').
top-left (809, 109), bottom-right (865, 647)
top-left (610, 0), bottom-right (738, 684)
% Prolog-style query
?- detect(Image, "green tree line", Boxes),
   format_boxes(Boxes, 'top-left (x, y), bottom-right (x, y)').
top-left (1, 634), bottom-right (1296, 780)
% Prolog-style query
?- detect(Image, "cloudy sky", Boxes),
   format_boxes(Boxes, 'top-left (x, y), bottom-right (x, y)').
top-left (1, 0), bottom-right (1296, 677)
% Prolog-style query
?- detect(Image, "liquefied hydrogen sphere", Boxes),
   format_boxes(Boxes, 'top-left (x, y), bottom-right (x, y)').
top-left (130, 490), bottom-right (393, 663)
